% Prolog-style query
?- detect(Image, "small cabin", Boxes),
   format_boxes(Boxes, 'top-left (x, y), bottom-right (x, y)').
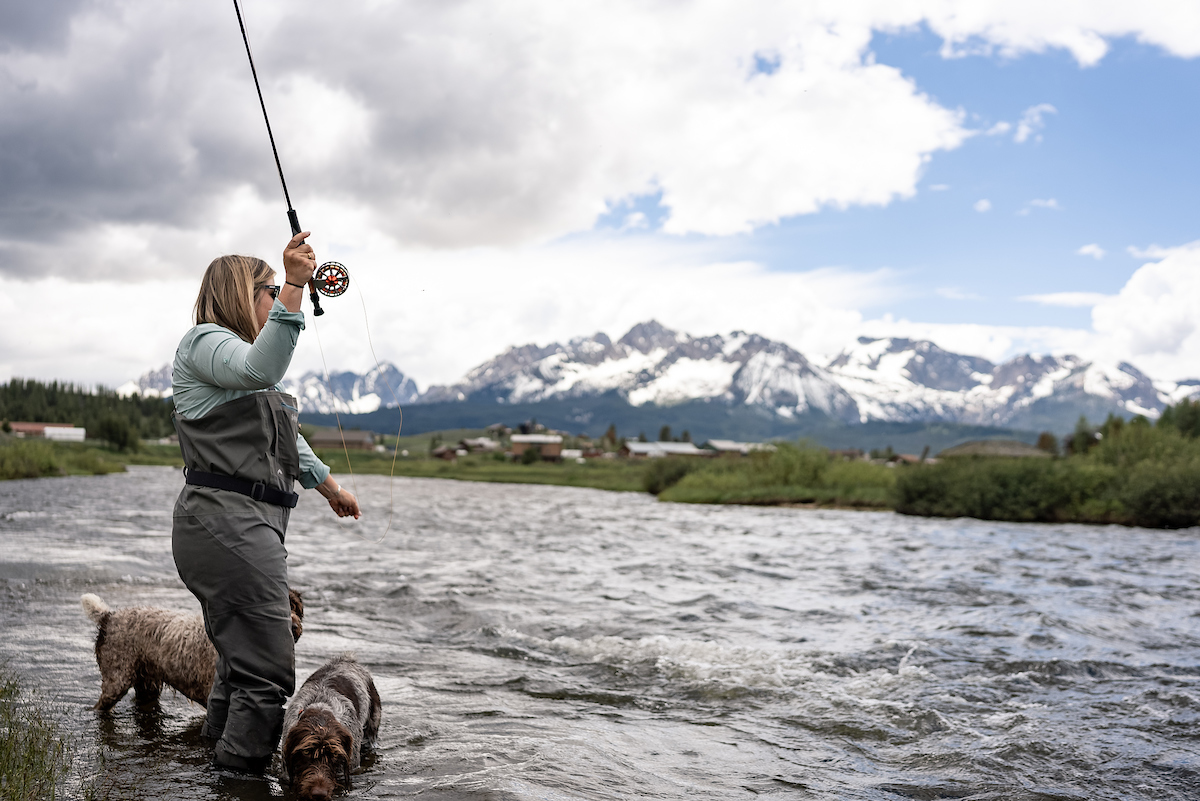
top-left (6, 422), bottom-right (86, 442)
top-left (460, 437), bottom-right (501, 453)
top-left (510, 434), bottom-right (563, 459)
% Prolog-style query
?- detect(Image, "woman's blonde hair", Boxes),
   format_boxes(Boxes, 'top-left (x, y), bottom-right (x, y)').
top-left (193, 255), bottom-right (275, 343)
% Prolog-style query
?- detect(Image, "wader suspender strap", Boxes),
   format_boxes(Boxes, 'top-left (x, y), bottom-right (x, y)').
top-left (183, 467), bottom-right (300, 508)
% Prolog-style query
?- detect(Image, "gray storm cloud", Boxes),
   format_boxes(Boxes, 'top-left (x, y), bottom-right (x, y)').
top-left (2, 0), bottom-right (1198, 282)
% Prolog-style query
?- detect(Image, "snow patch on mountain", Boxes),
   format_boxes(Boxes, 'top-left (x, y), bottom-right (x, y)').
top-left (627, 357), bottom-right (739, 406)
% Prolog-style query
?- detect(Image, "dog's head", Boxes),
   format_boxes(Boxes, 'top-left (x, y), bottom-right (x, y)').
top-left (282, 708), bottom-right (353, 800)
top-left (288, 588), bottom-right (304, 643)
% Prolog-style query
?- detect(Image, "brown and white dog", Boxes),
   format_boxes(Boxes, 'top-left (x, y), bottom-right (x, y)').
top-left (81, 587), bottom-right (304, 711)
top-left (281, 654), bottom-right (381, 800)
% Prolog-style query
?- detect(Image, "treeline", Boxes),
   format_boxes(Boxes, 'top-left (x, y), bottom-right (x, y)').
top-left (0, 378), bottom-right (175, 450)
top-left (894, 399), bottom-right (1200, 528)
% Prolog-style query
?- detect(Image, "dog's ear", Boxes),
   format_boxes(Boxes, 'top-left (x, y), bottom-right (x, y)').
top-left (288, 588), bottom-right (304, 642)
top-left (282, 723), bottom-right (308, 780)
top-left (340, 731), bottom-right (354, 788)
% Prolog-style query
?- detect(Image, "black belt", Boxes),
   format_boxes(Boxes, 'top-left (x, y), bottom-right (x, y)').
top-left (183, 468), bottom-right (299, 508)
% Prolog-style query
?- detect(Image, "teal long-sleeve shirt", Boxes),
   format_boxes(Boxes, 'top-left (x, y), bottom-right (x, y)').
top-left (172, 299), bottom-right (330, 489)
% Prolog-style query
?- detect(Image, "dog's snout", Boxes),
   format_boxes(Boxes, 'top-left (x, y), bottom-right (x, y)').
top-left (302, 776), bottom-right (336, 801)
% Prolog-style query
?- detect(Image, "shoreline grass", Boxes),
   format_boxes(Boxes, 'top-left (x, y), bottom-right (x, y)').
top-left (0, 664), bottom-right (76, 800)
top-left (315, 449), bottom-right (648, 493)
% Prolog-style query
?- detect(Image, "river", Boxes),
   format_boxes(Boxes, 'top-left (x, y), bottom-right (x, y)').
top-left (1, 466), bottom-right (1198, 799)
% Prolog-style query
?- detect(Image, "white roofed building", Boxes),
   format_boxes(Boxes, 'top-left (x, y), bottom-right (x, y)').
top-left (620, 441), bottom-right (710, 458)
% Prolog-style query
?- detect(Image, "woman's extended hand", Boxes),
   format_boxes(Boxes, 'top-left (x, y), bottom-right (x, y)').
top-left (282, 232), bottom-right (317, 288)
top-left (317, 474), bottom-right (361, 519)
top-left (328, 487), bottom-right (361, 519)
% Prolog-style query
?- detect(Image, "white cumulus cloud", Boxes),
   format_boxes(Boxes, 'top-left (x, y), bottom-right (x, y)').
top-left (1019, 292), bottom-right (1110, 307)
top-left (1091, 242), bottom-right (1200, 379)
top-left (1014, 103), bottom-right (1057, 143)
top-left (1077, 244), bottom-right (1105, 259)
top-left (974, 199), bottom-right (992, 212)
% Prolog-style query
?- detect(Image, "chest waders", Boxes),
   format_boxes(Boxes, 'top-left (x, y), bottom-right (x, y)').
top-left (171, 390), bottom-right (302, 770)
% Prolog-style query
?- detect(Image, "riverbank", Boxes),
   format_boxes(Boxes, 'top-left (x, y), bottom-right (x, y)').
top-left (0, 438), bottom-right (182, 480)
top-left (7, 406), bottom-right (1199, 528)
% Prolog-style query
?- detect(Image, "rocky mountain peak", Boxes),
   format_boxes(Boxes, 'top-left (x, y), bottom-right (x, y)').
top-left (618, 320), bottom-right (682, 354)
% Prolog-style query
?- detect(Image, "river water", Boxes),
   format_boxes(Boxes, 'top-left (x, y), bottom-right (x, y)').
top-left (1, 466), bottom-right (1199, 800)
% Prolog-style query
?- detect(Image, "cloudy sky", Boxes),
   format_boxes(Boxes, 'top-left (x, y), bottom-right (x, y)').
top-left (2, 1), bottom-right (1199, 390)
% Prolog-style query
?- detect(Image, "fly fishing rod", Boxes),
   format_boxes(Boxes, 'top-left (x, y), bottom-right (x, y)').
top-left (232, 0), bottom-right (406, 544)
top-left (232, 0), bottom-right (349, 315)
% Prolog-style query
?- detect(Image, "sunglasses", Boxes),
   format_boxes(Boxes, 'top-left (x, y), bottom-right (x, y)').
top-left (263, 285), bottom-right (280, 300)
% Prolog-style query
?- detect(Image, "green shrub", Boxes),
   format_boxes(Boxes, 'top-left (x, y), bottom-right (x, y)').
top-left (1119, 458), bottom-right (1200, 529)
top-left (894, 458), bottom-right (1122, 523)
top-left (94, 415), bottom-right (138, 452)
top-left (642, 457), bottom-right (701, 494)
top-left (0, 664), bottom-right (74, 800)
top-left (655, 443), bottom-right (894, 507)
top-left (0, 440), bottom-right (61, 480)
top-left (894, 419), bottom-right (1200, 528)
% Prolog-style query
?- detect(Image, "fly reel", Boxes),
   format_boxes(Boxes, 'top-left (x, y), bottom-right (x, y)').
top-left (314, 261), bottom-right (349, 297)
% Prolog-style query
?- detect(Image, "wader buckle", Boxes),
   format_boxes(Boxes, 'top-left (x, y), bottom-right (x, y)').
top-left (250, 481), bottom-right (267, 501)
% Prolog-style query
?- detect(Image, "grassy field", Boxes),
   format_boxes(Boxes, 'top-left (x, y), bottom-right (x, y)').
top-left (313, 447), bottom-right (648, 493)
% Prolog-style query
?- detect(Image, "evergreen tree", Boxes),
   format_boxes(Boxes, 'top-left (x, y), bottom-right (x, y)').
top-left (604, 423), bottom-right (618, 445)
top-left (1069, 415), bottom-right (1098, 456)
top-left (1035, 431), bottom-right (1058, 455)
top-left (1160, 398), bottom-right (1200, 438)
top-left (658, 425), bottom-right (671, 442)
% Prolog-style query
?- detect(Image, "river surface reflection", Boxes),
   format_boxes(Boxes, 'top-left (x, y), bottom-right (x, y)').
top-left (1, 466), bottom-right (1199, 799)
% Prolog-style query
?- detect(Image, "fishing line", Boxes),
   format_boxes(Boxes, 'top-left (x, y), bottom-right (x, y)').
top-left (233, 0), bottom-right (404, 541)
top-left (309, 278), bottom-right (406, 545)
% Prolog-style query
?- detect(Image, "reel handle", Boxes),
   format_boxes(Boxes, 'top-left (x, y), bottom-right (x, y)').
top-left (288, 208), bottom-right (324, 316)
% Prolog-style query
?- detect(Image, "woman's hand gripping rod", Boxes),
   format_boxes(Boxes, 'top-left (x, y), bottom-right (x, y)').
top-left (234, 0), bottom-right (348, 315)
top-left (288, 210), bottom-right (325, 316)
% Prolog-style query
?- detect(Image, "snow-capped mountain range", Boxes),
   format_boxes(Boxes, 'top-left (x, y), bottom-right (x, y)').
top-left (120, 320), bottom-right (1200, 428)
top-left (117, 363), bottom-right (419, 415)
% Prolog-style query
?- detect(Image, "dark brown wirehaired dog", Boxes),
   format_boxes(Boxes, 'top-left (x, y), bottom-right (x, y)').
top-left (81, 587), bottom-right (304, 710)
top-left (281, 654), bottom-right (381, 800)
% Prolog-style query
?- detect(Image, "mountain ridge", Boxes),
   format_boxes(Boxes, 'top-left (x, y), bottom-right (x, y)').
top-left (119, 320), bottom-right (1200, 433)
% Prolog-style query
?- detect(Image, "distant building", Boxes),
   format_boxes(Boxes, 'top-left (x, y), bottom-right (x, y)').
top-left (938, 439), bottom-right (1050, 458)
top-left (620, 441), bottom-right (710, 458)
top-left (307, 430), bottom-right (376, 450)
top-left (702, 439), bottom-right (776, 456)
top-left (511, 434), bottom-right (563, 459)
top-left (430, 444), bottom-right (457, 460)
top-left (460, 437), bottom-right (501, 453)
top-left (829, 448), bottom-right (866, 461)
top-left (7, 422), bottom-right (86, 442)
